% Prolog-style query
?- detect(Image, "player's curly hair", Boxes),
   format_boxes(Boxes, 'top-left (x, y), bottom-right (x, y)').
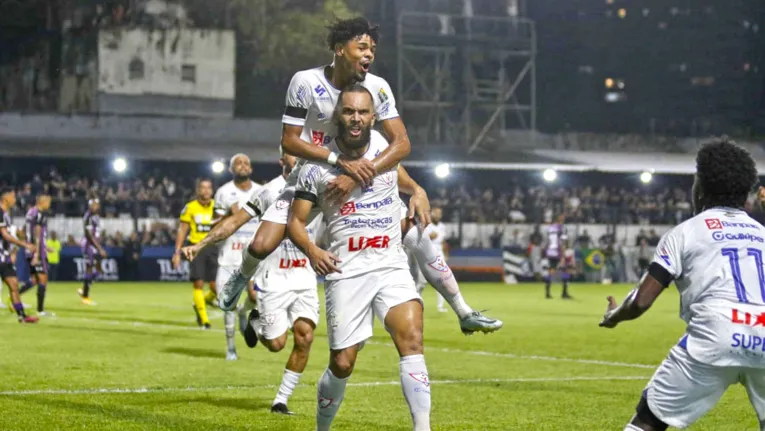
top-left (696, 137), bottom-right (758, 209)
top-left (326, 17), bottom-right (379, 51)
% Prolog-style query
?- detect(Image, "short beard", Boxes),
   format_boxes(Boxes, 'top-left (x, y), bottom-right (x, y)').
top-left (234, 174), bottom-right (250, 183)
top-left (337, 122), bottom-right (371, 152)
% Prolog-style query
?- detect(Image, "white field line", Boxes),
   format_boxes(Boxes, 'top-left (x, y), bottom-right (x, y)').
top-left (29, 316), bottom-right (658, 370)
top-left (0, 376), bottom-right (650, 397)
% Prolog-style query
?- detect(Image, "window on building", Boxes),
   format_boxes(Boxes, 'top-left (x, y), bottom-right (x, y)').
top-left (128, 58), bottom-right (144, 80)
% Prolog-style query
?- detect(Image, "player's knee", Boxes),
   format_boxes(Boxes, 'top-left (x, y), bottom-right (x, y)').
top-left (294, 327), bottom-right (314, 351)
top-left (330, 351), bottom-right (356, 378)
top-left (634, 393), bottom-right (668, 431)
top-left (249, 229), bottom-right (281, 259)
top-left (263, 335), bottom-right (287, 353)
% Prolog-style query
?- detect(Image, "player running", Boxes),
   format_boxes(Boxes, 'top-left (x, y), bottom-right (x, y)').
top-left (288, 85), bottom-right (431, 430)
top-left (79, 198), bottom-right (107, 305)
top-left (19, 193), bottom-right (52, 315)
top-left (544, 215), bottom-right (572, 299)
top-left (0, 188), bottom-right (39, 323)
top-left (173, 179), bottom-right (218, 329)
top-left (213, 154), bottom-right (262, 360)
top-left (600, 138), bottom-right (765, 431)
top-left (187, 17), bottom-right (501, 335)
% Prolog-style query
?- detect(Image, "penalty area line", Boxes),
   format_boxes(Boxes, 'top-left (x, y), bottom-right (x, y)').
top-left (0, 376), bottom-right (650, 396)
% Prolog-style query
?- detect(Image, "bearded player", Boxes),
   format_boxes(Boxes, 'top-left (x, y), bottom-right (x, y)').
top-left (186, 17), bottom-right (501, 335)
top-left (600, 139), bottom-right (765, 431)
top-left (289, 85), bottom-right (431, 430)
top-left (213, 153), bottom-right (262, 360)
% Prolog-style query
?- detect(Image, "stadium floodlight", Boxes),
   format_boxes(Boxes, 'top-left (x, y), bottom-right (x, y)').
top-left (211, 160), bottom-right (225, 174)
top-left (543, 168), bottom-right (557, 182)
top-left (640, 171), bottom-right (653, 184)
top-left (112, 157), bottom-right (127, 173)
top-left (434, 163), bottom-right (450, 179)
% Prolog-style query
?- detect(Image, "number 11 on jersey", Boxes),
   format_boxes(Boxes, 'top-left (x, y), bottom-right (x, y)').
top-left (722, 247), bottom-right (765, 303)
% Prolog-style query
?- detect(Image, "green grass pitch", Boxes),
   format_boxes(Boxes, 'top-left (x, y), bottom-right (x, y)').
top-left (0, 282), bottom-right (759, 430)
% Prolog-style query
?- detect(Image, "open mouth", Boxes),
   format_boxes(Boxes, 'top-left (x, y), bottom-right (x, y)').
top-left (349, 125), bottom-right (362, 137)
top-left (359, 61), bottom-right (370, 73)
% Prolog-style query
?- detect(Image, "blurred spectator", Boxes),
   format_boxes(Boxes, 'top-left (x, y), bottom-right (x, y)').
top-left (122, 231), bottom-right (143, 281)
top-left (46, 231), bottom-right (62, 281)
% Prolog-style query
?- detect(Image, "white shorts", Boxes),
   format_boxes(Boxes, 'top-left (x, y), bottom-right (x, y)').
top-left (324, 267), bottom-right (421, 350)
top-left (257, 288), bottom-right (320, 341)
top-left (645, 344), bottom-right (765, 428)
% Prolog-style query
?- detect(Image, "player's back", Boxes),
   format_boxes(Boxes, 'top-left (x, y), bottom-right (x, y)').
top-left (667, 207), bottom-right (765, 368)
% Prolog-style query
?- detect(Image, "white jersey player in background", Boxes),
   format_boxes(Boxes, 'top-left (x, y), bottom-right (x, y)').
top-left (212, 154), bottom-right (262, 361)
top-left (195, 17), bottom-right (501, 336)
top-left (600, 139), bottom-right (765, 431)
top-left (288, 85), bottom-right (431, 431)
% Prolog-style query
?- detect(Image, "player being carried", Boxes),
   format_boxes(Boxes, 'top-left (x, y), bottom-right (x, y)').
top-left (600, 138), bottom-right (765, 431)
top-left (288, 85), bottom-right (431, 430)
top-left (183, 17), bottom-right (501, 335)
top-left (212, 153), bottom-right (262, 360)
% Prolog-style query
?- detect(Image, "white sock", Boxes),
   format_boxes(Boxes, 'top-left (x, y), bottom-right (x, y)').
top-left (240, 247), bottom-right (262, 278)
top-left (273, 369), bottom-right (301, 406)
top-left (399, 354), bottom-right (431, 431)
top-left (403, 228), bottom-right (473, 318)
top-left (436, 293), bottom-right (445, 309)
top-left (316, 368), bottom-right (349, 431)
top-left (624, 425), bottom-right (644, 431)
top-left (224, 311), bottom-right (236, 352)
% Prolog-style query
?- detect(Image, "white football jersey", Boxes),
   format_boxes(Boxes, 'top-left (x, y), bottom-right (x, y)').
top-left (295, 130), bottom-right (407, 280)
top-left (282, 65), bottom-right (399, 186)
top-left (424, 222), bottom-right (446, 248)
top-left (241, 175), bottom-right (287, 219)
top-left (214, 180), bottom-right (263, 267)
top-left (655, 207), bottom-right (765, 368)
top-left (254, 214), bottom-right (324, 293)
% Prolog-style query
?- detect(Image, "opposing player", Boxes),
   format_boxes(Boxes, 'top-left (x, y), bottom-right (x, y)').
top-left (213, 154), bottom-right (262, 360)
top-left (19, 193), bottom-right (52, 315)
top-left (173, 179), bottom-right (218, 329)
top-left (193, 17), bottom-right (501, 335)
top-left (79, 198), bottom-right (107, 305)
top-left (544, 215), bottom-right (572, 299)
top-left (0, 188), bottom-right (39, 323)
top-left (600, 139), bottom-right (765, 431)
top-left (288, 86), bottom-right (431, 430)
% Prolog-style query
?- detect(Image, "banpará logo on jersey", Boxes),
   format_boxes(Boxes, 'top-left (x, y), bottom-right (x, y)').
top-left (706, 218), bottom-right (760, 230)
top-left (343, 217), bottom-right (393, 230)
top-left (712, 231), bottom-right (764, 243)
top-left (340, 197), bottom-right (394, 216)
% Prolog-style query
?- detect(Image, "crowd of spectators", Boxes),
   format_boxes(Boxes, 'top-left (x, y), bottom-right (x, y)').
top-left (1, 164), bottom-right (705, 226)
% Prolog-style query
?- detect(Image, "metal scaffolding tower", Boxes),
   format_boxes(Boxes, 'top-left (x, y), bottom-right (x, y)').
top-left (397, 12), bottom-right (536, 154)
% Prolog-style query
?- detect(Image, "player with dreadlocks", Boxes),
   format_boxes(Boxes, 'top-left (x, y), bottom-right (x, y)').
top-left (600, 138), bottom-right (765, 430)
top-left (183, 17), bottom-right (502, 336)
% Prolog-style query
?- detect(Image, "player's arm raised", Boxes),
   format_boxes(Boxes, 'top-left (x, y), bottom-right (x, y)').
top-left (281, 73), bottom-right (375, 184)
top-left (182, 204), bottom-right (252, 262)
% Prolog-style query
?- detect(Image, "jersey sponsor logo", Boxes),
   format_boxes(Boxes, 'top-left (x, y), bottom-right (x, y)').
top-left (296, 85), bottom-right (308, 103)
top-left (705, 218), bottom-right (723, 230)
top-left (379, 102), bottom-right (389, 117)
top-left (314, 84), bottom-right (328, 98)
top-left (731, 308), bottom-right (765, 327)
top-left (312, 131), bottom-right (325, 145)
top-left (731, 333), bottom-right (765, 352)
top-left (343, 216), bottom-right (393, 230)
top-left (279, 258), bottom-right (308, 269)
top-left (340, 197), bottom-right (395, 215)
top-left (712, 231), bottom-right (765, 243)
top-left (723, 221), bottom-right (760, 229)
top-left (348, 235), bottom-right (391, 251)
